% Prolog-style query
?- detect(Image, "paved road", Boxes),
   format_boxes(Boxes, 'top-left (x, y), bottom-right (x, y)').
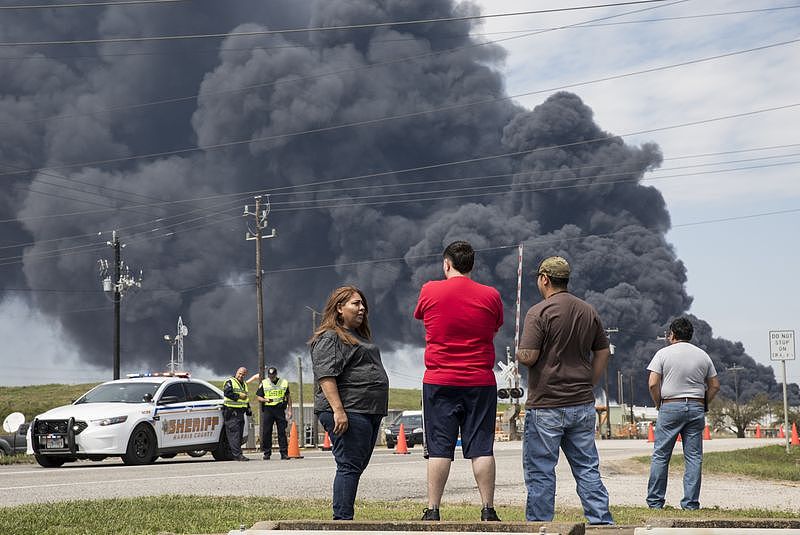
top-left (1, 438), bottom-right (798, 512)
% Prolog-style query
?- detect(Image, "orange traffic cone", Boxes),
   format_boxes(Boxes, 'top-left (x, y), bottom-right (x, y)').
top-left (394, 423), bottom-right (410, 454)
top-left (677, 433), bottom-right (682, 442)
top-left (321, 431), bottom-right (332, 451)
top-left (647, 422), bottom-right (655, 443)
top-left (755, 424), bottom-right (762, 438)
top-left (791, 423), bottom-right (800, 447)
top-left (703, 425), bottom-right (711, 441)
top-left (286, 422), bottom-right (304, 459)
top-left (778, 425), bottom-right (785, 439)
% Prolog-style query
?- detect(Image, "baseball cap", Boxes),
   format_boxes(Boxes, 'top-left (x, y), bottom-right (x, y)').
top-left (537, 256), bottom-right (571, 278)
top-left (267, 367), bottom-right (277, 375)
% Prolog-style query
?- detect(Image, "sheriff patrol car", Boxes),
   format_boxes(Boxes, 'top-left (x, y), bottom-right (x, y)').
top-left (27, 373), bottom-right (249, 468)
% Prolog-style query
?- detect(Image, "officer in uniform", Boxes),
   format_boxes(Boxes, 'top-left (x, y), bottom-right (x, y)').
top-left (256, 366), bottom-right (293, 460)
top-left (222, 366), bottom-right (251, 461)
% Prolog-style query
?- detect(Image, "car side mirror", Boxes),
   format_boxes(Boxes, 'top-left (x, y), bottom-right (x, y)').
top-left (158, 395), bottom-right (180, 405)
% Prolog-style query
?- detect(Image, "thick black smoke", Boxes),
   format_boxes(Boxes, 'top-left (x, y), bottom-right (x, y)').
top-left (0, 0), bottom-right (793, 403)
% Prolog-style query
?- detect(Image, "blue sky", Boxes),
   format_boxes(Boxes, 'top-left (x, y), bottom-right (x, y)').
top-left (473, 0), bottom-right (800, 385)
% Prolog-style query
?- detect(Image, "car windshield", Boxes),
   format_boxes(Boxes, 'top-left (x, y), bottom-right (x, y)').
top-left (75, 382), bottom-right (160, 404)
top-left (396, 415), bottom-right (422, 428)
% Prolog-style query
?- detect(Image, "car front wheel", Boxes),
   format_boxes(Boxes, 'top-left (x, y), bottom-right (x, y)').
top-left (212, 430), bottom-right (234, 461)
top-left (122, 425), bottom-right (157, 466)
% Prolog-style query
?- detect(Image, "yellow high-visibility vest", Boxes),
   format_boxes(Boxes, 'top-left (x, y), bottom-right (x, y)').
top-left (224, 377), bottom-right (249, 409)
top-left (261, 378), bottom-right (289, 406)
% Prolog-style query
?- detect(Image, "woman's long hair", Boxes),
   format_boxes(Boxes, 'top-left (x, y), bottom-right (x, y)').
top-left (308, 286), bottom-right (371, 346)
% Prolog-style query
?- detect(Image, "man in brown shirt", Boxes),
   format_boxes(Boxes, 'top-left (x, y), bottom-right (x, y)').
top-left (517, 256), bottom-right (613, 525)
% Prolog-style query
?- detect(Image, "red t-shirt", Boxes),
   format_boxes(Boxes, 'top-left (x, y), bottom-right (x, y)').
top-left (413, 276), bottom-right (504, 386)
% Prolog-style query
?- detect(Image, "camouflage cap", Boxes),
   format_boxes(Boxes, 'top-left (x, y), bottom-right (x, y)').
top-left (537, 256), bottom-right (571, 278)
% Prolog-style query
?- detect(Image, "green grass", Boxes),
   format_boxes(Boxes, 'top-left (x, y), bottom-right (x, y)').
top-left (2, 496), bottom-right (799, 535)
top-left (0, 383), bottom-right (98, 422)
top-left (634, 445), bottom-right (800, 481)
top-left (0, 453), bottom-right (34, 465)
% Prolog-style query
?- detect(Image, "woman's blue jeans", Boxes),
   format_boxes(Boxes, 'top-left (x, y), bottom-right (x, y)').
top-left (318, 411), bottom-right (383, 520)
top-left (647, 400), bottom-right (706, 509)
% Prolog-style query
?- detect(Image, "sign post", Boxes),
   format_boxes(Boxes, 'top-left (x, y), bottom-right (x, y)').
top-left (769, 330), bottom-right (795, 453)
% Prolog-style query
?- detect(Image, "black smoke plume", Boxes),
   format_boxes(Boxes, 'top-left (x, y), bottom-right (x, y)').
top-left (0, 0), bottom-right (793, 403)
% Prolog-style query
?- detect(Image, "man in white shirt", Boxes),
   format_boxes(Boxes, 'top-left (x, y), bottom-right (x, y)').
top-left (646, 317), bottom-right (720, 510)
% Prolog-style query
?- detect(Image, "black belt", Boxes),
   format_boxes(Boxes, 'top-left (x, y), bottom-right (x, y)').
top-left (661, 397), bottom-right (704, 404)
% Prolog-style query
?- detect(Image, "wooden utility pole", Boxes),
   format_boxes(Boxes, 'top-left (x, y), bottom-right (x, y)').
top-left (113, 232), bottom-right (121, 380)
top-left (98, 231), bottom-right (142, 380)
top-left (244, 196), bottom-right (276, 381)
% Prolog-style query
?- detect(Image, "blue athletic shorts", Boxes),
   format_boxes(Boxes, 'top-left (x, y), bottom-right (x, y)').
top-left (422, 383), bottom-right (497, 460)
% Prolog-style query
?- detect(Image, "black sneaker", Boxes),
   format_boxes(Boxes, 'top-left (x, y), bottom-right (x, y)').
top-left (236, 455), bottom-right (250, 462)
top-left (421, 508), bottom-right (440, 521)
top-left (480, 506), bottom-right (500, 521)
top-left (262, 453), bottom-right (270, 460)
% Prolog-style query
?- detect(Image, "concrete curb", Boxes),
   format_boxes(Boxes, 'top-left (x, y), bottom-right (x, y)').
top-left (244, 520), bottom-right (584, 534)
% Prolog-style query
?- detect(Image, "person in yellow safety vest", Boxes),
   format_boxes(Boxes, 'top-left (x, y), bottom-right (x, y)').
top-left (256, 366), bottom-right (293, 460)
top-left (222, 366), bottom-right (251, 461)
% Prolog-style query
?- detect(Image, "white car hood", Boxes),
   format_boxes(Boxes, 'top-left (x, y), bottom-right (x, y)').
top-left (36, 402), bottom-right (146, 421)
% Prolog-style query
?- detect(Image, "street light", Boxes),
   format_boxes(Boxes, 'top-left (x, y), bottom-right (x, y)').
top-left (163, 335), bottom-right (176, 373)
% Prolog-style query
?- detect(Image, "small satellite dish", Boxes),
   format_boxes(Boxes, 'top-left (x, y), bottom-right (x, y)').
top-left (2, 412), bottom-right (25, 433)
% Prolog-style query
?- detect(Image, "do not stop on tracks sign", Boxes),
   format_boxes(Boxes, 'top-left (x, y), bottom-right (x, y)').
top-left (769, 330), bottom-right (795, 361)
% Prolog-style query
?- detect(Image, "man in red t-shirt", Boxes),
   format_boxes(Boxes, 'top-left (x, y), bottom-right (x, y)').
top-left (413, 240), bottom-right (503, 522)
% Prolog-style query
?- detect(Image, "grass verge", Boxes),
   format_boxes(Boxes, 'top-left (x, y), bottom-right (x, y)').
top-left (0, 453), bottom-right (34, 465)
top-left (633, 445), bottom-right (800, 481)
top-left (2, 496), bottom-right (799, 535)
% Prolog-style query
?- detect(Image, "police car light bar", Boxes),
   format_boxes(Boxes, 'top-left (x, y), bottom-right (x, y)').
top-left (126, 371), bottom-right (191, 378)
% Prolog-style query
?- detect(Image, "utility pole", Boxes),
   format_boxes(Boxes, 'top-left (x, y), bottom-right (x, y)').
top-left (244, 196), bottom-right (277, 382)
top-left (629, 373), bottom-right (635, 438)
top-left (617, 370), bottom-right (625, 434)
top-left (727, 364), bottom-right (744, 436)
top-left (98, 231), bottom-right (142, 380)
top-left (604, 328), bottom-right (619, 439)
top-left (304, 305), bottom-right (321, 447)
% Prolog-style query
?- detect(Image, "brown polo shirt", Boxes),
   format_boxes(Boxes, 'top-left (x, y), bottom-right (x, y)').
top-left (519, 291), bottom-right (609, 408)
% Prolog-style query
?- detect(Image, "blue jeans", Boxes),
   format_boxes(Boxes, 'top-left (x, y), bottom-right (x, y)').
top-left (647, 400), bottom-right (705, 509)
top-left (523, 402), bottom-right (613, 525)
top-left (318, 411), bottom-right (383, 520)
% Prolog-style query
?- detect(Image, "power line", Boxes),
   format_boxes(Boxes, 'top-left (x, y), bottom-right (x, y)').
top-left (0, 0), bottom-right (203, 10)
top-left (0, 1), bottom-right (703, 128)
top-left (252, 208), bottom-right (800, 276)
top-left (255, 102), bottom-right (800, 197)
top-left (6, 33), bottom-right (796, 133)
top-left (264, 159), bottom-right (800, 215)
top-left (0, 1), bottom-right (686, 178)
top-left (0, 1), bottom-right (672, 46)
top-left (2, 89), bottom-right (796, 182)
top-left (6, 204), bottom-right (797, 290)
top-left (2, 142), bottom-right (796, 260)
top-left (1, 5), bottom-right (797, 63)
top-left (4, 141), bottom-right (796, 231)
top-left (0, 155), bottom-right (800, 266)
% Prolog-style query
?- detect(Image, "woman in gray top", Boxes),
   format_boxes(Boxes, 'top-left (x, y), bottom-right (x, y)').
top-left (309, 285), bottom-right (389, 520)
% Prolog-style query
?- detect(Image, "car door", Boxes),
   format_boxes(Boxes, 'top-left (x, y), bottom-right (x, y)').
top-left (154, 382), bottom-right (193, 449)
top-left (184, 382), bottom-right (225, 446)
